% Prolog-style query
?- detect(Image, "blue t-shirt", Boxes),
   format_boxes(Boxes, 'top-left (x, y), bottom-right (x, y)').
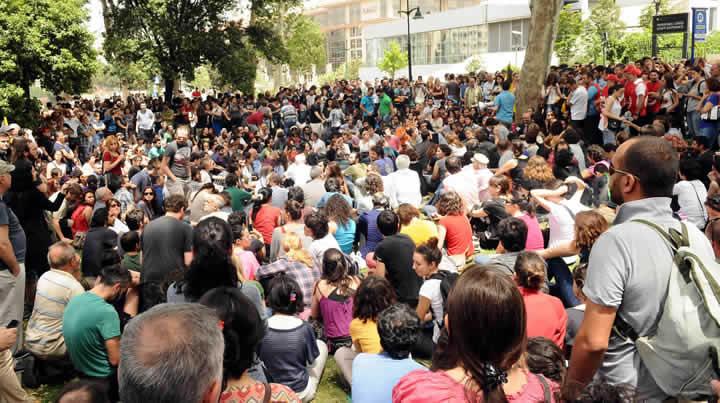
top-left (352, 353), bottom-right (426, 402)
top-left (587, 85), bottom-right (600, 116)
top-left (700, 94), bottom-right (720, 130)
top-left (361, 96), bottom-right (375, 116)
top-left (333, 220), bottom-right (357, 254)
top-left (494, 91), bottom-right (515, 123)
top-left (0, 200), bottom-right (25, 269)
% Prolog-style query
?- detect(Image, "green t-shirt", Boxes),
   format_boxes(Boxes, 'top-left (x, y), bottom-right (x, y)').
top-left (121, 253), bottom-right (142, 272)
top-left (63, 292), bottom-right (120, 377)
top-left (226, 186), bottom-right (252, 212)
top-left (379, 94), bottom-right (393, 117)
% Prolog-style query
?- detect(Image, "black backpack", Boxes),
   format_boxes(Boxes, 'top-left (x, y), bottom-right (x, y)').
top-left (429, 270), bottom-right (459, 328)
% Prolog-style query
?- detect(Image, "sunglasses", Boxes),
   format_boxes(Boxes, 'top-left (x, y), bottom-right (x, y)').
top-left (144, 192), bottom-right (154, 196)
top-left (608, 162), bottom-right (638, 179)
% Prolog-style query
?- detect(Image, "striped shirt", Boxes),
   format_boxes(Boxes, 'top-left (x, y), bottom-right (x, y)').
top-left (24, 269), bottom-right (84, 358)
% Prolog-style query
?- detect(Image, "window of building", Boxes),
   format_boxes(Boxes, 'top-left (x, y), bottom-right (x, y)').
top-left (350, 26), bottom-right (362, 37)
top-left (365, 24), bottom-right (487, 66)
top-left (710, 8), bottom-right (717, 32)
top-left (488, 18), bottom-right (529, 52)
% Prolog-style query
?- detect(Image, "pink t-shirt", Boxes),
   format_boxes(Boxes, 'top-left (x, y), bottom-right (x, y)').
top-left (517, 213), bottom-right (544, 251)
top-left (233, 249), bottom-right (259, 280)
top-left (392, 369), bottom-right (558, 403)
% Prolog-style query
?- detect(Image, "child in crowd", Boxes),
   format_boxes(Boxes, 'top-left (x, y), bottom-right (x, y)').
top-left (120, 231), bottom-right (142, 272)
top-left (565, 263), bottom-right (588, 356)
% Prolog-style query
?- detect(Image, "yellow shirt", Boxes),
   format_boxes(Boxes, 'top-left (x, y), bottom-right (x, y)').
top-left (349, 318), bottom-right (382, 353)
top-left (400, 219), bottom-right (439, 246)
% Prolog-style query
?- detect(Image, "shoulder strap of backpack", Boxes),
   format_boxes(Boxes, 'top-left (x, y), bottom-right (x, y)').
top-left (262, 383), bottom-right (272, 403)
top-left (537, 374), bottom-right (552, 403)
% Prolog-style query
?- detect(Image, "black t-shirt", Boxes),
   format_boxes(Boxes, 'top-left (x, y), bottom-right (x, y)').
top-left (309, 104), bottom-right (322, 124)
top-left (374, 234), bottom-right (421, 307)
top-left (141, 216), bottom-right (193, 283)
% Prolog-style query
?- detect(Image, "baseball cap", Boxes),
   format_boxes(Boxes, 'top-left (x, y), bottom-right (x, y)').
top-left (606, 74), bottom-right (619, 82)
top-left (623, 65), bottom-right (641, 76)
top-left (472, 153), bottom-right (489, 165)
top-left (0, 160), bottom-right (15, 175)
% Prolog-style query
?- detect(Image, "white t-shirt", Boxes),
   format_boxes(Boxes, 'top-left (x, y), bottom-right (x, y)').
top-left (673, 180), bottom-right (708, 229)
top-left (386, 169), bottom-right (422, 208)
top-left (548, 199), bottom-right (589, 263)
top-left (443, 171), bottom-right (480, 213)
top-left (462, 165), bottom-right (494, 202)
top-left (570, 86), bottom-right (588, 120)
top-left (309, 234), bottom-right (340, 272)
top-left (286, 163), bottom-right (311, 185)
top-left (634, 78), bottom-right (647, 112)
top-left (136, 109), bottom-right (155, 131)
top-left (419, 278), bottom-right (444, 342)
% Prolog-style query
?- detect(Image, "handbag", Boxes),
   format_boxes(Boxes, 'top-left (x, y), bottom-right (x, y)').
top-left (72, 231), bottom-right (87, 249)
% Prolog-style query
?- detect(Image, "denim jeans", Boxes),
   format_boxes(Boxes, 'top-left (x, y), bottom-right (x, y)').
top-left (546, 258), bottom-right (580, 308)
top-left (687, 111), bottom-right (701, 138)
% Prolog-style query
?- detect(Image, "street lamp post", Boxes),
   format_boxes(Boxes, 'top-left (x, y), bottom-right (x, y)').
top-left (398, 0), bottom-right (423, 81)
top-left (511, 30), bottom-right (522, 68)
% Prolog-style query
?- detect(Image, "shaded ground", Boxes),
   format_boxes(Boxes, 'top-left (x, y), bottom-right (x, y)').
top-left (26, 357), bottom-right (349, 403)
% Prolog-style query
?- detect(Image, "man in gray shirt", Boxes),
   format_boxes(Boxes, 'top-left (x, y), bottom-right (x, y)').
top-left (565, 137), bottom-right (713, 400)
top-left (162, 126), bottom-right (192, 198)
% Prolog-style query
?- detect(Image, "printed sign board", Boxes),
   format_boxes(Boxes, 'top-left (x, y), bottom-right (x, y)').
top-left (653, 13), bottom-right (689, 34)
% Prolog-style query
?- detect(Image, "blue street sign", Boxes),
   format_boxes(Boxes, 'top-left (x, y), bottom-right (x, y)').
top-left (693, 8), bottom-right (707, 42)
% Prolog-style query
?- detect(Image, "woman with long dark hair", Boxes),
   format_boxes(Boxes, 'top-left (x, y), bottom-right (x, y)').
top-left (310, 248), bottom-right (360, 353)
top-left (199, 287), bottom-right (301, 403)
top-left (324, 194), bottom-right (356, 254)
top-left (166, 217), bottom-right (264, 316)
top-left (393, 266), bottom-right (559, 402)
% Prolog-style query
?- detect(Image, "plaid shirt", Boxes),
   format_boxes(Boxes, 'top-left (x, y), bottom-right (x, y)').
top-left (257, 257), bottom-right (319, 308)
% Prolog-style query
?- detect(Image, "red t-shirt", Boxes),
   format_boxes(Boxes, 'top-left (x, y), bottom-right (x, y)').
top-left (520, 286), bottom-right (567, 349)
top-left (247, 111), bottom-right (265, 126)
top-left (624, 80), bottom-right (637, 115)
top-left (645, 80), bottom-right (662, 114)
top-left (438, 214), bottom-right (474, 257)
top-left (252, 204), bottom-right (282, 245)
top-left (103, 151), bottom-right (122, 176)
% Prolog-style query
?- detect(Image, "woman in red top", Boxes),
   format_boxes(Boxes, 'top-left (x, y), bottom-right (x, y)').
top-left (71, 191), bottom-right (95, 236)
top-left (514, 251), bottom-right (567, 349)
top-left (102, 135), bottom-right (124, 177)
top-left (437, 191), bottom-right (474, 266)
top-left (251, 187), bottom-right (282, 257)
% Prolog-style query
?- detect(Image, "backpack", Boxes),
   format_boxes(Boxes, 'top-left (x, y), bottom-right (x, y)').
top-left (613, 219), bottom-right (720, 399)
top-left (429, 270), bottom-right (460, 328)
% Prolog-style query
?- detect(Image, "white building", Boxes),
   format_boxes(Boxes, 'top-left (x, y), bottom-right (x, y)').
top-left (360, 1), bottom-right (533, 80)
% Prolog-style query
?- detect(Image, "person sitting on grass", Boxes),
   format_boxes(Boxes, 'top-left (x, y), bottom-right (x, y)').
top-left (199, 287), bottom-right (301, 403)
top-left (258, 274), bottom-right (328, 402)
top-left (352, 304), bottom-right (427, 402)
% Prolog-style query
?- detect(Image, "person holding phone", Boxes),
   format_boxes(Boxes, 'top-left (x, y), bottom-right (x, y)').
top-left (0, 324), bottom-right (32, 402)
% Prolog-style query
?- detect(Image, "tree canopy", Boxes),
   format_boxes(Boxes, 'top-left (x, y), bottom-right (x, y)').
top-left (554, 6), bottom-right (582, 64)
top-left (286, 15), bottom-right (326, 76)
top-left (0, 0), bottom-right (97, 126)
top-left (101, 0), bottom-right (300, 100)
top-left (377, 41), bottom-right (408, 79)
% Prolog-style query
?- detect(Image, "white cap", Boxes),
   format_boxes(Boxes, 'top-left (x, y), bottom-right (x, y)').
top-left (472, 153), bottom-right (489, 165)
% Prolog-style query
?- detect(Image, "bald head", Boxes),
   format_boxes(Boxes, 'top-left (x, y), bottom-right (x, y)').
top-left (47, 241), bottom-right (77, 272)
top-left (119, 303), bottom-right (224, 403)
top-left (95, 187), bottom-right (113, 202)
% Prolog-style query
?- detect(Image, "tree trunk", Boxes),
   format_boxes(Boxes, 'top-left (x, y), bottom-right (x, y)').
top-left (164, 78), bottom-right (174, 104)
top-left (515, 0), bottom-right (563, 122)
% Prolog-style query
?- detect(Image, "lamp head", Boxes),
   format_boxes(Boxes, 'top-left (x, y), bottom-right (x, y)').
top-left (413, 9), bottom-right (423, 19)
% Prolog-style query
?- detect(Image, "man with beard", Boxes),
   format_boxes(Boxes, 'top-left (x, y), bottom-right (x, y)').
top-left (564, 136), bottom-right (714, 400)
top-left (161, 125), bottom-right (192, 198)
top-left (62, 264), bottom-right (138, 401)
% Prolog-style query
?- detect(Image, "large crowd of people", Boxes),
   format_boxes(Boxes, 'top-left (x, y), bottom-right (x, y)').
top-left (2, 55), bottom-right (720, 402)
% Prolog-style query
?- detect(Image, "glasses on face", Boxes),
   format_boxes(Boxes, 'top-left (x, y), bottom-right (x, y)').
top-left (109, 203), bottom-right (119, 208)
top-left (144, 192), bottom-right (153, 196)
top-left (608, 162), bottom-right (639, 179)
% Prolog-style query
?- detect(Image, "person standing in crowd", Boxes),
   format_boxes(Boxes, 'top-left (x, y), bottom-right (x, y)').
top-left (567, 77), bottom-right (588, 137)
top-left (565, 136), bottom-right (710, 400)
top-left (493, 80), bottom-right (515, 127)
top-left (140, 194), bottom-right (193, 283)
top-left (162, 126), bottom-right (192, 197)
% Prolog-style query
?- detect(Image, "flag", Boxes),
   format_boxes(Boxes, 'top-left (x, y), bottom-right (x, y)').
top-left (1, 117), bottom-right (7, 127)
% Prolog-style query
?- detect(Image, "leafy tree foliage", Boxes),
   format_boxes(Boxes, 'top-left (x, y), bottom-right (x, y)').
top-left (578, 0), bottom-right (626, 64)
top-left (0, 0), bottom-right (97, 126)
top-left (102, 0), bottom-right (300, 100)
top-left (554, 6), bottom-right (583, 64)
top-left (377, 41), bottom-right (408, 79)
top-left (286, 15), bottom-right (326, 76)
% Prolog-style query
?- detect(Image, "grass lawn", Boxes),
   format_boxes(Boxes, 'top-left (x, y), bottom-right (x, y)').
top-left (26, 357), bottom-right (349, 403)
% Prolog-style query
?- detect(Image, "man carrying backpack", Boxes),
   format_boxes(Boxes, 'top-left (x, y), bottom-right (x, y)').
top-left (564, 136), bottom-right (717, 400)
